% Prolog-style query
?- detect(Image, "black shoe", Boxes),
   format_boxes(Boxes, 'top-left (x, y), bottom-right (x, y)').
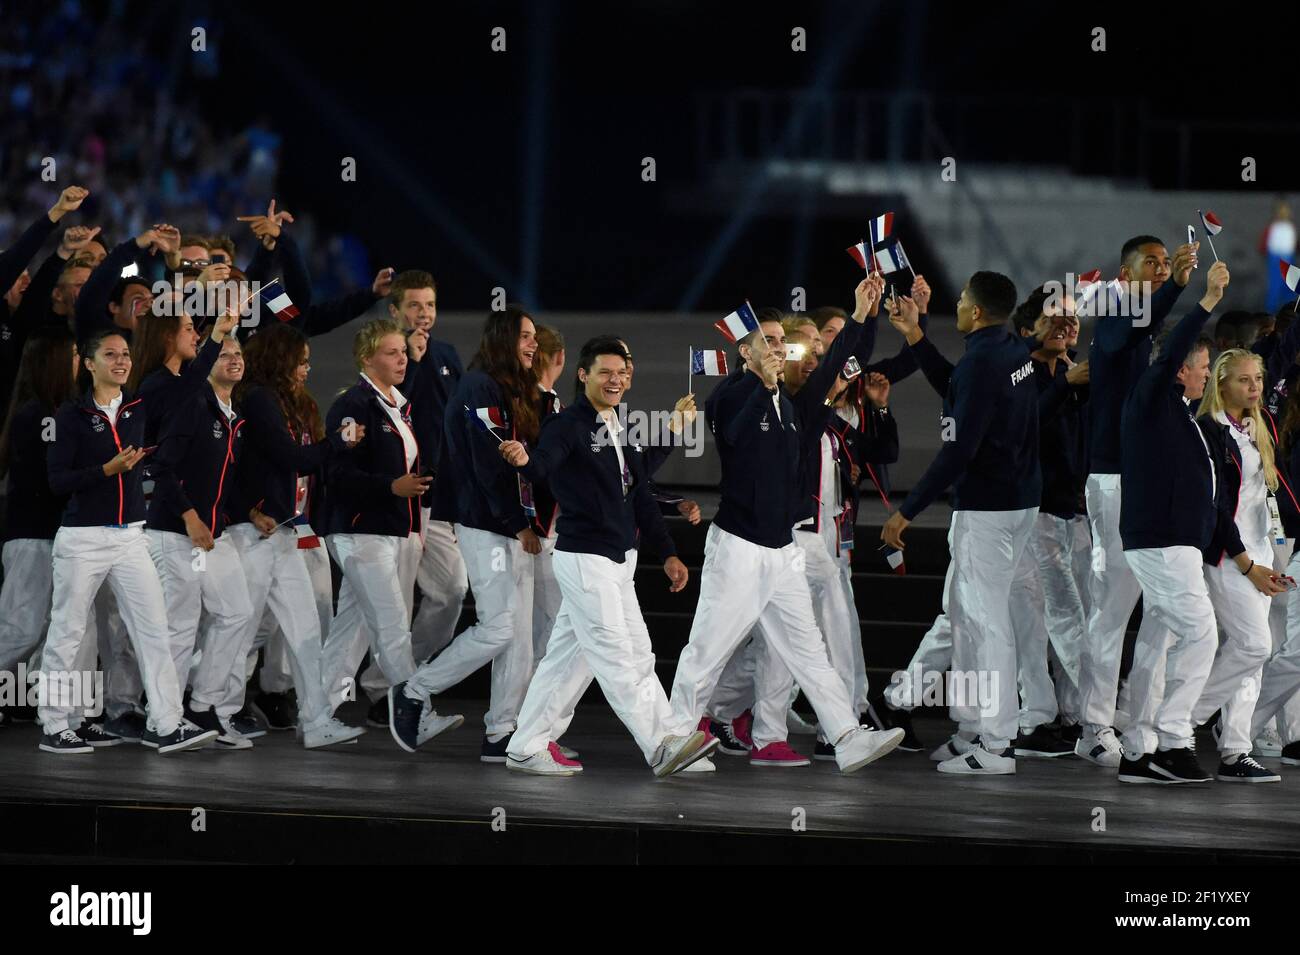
top-left (79, 719), bottom-right (124, 748)
top-left (1118, 752), bottom-right (1175, 784)
top-left (881, 706), bottom-right (924, 752)
top-left (1196, 710), bottom-right (1221, 735)
top-left (103, 711), bottom-right (147, 743)
top-left (252, 691), bottom-right (297, 730)
top-left (1216, 754), bottom-right (1281, 782)
top-left (1149, 746), bottom-right (1212, 783)
top-left (481, 732), bottom-right (514, 763)
top-left (143, 722), bottom-right (218, 755)
top-left (185, 704), bottom-right (248, 748)
top-left (39, 729), bottom-right (95, 754)
top-left (1013, 724), bottom-right (1074, 758)
top-left (1282, 742), bottom-right (1300, 766)
top-left (388, 683), bottom-right (423, 753)
top-left (813, 739), bottom-right (837, 761)
top-left (367, 695), bottom-right (390, 728)
top-left (707, 718), bottom-right (750, 756)
top-left (1057, 722), bottom-right (1083, 743)
top-left (229, 706), bottom-right (267, 740)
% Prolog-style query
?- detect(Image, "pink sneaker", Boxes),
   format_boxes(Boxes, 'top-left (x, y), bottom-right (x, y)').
top-left (750, 741), bottom-right (811, 767)
top-left (548, 741), bottom-right (583, 770)
top-left (732, 710), bottom-right (754, 749)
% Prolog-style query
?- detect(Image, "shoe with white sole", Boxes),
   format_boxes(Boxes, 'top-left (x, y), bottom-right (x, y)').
top-left (79, 720), bottom-right (124, 748)
top-left (937, 744), bottom-right (1016, 775)
top-left (1282, 741), bottom-right (1300, 765)
top-left (39, 729), bottom-right (94, 754)
top-left (146, 722), bottom-right (219, 755)
top-left (930, 734), bottom-right (978, 762)
top-left (681, 756), bottom-right (716, 773)
top-left (416, 709), bottom-right (464, 747)
top-left (1075, 727), bottom-right (1123, 768)
top-left (835, 727), bottom-right (905, 773)
top-left (303, 719), bottom-right (366, 749)
top-left (507, 742), bottom-right (582, 776)
top-left (1216, 754), bottom-right (1280, 783)
top-left (651, 731), bottom-right (710, 777)
top-left (1254, 725), bottom-right (1284, 758)
top-left (749, 741), bottom-right (811, 767)
top-left (556, 743), bottom-right (580, 760)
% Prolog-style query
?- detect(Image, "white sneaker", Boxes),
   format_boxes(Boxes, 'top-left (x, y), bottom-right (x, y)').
top-left (834, 727), bottom-right (905, 773)
top-left (1075, 727), bottom-right (1122, 767)
top-left (416, 709), bottom-right (464, 747)
top-left (929, 734), bottom-right (977, 762)
top-left (216, 718), bottom-right (254, 750)
top-left (681, 757), bottom-right (716, 773)
top-left (786, 708), bottom-right (819, 736)
top-left (506, 746), bottom-right (580, 776)
top-left (303, 719), bottom-right (366, 749)
top-left (651, 731), bottom-right (710, 777)
top-left (1254, 725), bottom-right (1284, 758)
top-left (937, 744), bottom-right (1017, 775)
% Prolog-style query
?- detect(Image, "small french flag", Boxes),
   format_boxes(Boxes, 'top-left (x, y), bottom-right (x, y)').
top-left (846, 240), bottom-right (871, 272)
top-left (1281, 260), bottom-right (1300, 293)
top-left (882, 543), bottom-right (905, 575)
top-left (874, 238), bottom-right (909, 275)
top-left (258, 279), bottom-right (299, 322)
top-left (1199, 209), bottom-right (1223, 236)
top-left (869, 212), bottom-right (894, 248)
top-left (690, 347), bottom-right (728, 376)
top-left (714, 301), bottom-right (759, 344)
top-left (474, 406), bottom-right (507, 432)
top-left (1077, 269), bottom-right (1102, 286)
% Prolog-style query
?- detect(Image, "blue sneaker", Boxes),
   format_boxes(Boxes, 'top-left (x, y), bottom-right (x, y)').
top-left (388, 683), bottom-right (423, 753)
top-left (104, 711), bottom-right (147, 743)
top-left (481, 733), bottom-right (514, 763)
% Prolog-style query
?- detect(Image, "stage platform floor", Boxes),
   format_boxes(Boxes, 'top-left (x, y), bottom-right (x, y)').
top-left (1, 702), bottom-right (1296, 865)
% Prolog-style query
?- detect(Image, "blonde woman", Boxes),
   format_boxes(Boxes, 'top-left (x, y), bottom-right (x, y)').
top-left (1192, 349), bottom-right (1292, 781)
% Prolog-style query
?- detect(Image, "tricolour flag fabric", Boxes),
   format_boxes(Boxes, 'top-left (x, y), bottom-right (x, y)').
top-left (874, 237), bottom-right (909, 274)
top-left (690, 347), bottom-right (728, 376)
top-left (869, 212), bottom-right (894, 247)
top-left (846, 240), bottom-right (870, 271)
top-left (473, 406), bottom-right (507, 432)
top-left (1280, 260), bottom-right (1300, 293)
top-left (1077, 268), bottom-right (1102, 286)
top-left (258, 279), bottom-right (300, 322)
top-left (882, 544), bottom-right (905, 575)
top-left (1199, 209), bottom-right (1223, 236)
top-left (714, 301), bottom-right (759, 343)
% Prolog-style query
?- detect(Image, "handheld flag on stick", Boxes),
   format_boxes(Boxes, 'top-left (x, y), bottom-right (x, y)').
top-left (714, 301), bottom-right (759, 344)
top-left (1198, 209), bottom-right (1222, 261)
top-left (1281, 260), bottom-right (1300, 304)
top-left (465, 404), bottom-right (506, 445)
top-left (689, 347), bottom-right (728, 394)
top-left (875, 237), bottom-right (915, 280)
top-left (258, 278), bottom-right (300, 322)
top-left (846, 240), bottom-right (871, 272)
top-left (869, 212), bottom-right (894, 249)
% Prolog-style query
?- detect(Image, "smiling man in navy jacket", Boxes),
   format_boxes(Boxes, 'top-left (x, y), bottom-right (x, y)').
top-left (1117, 260), bottom-right (1232, 784)
top-left (1077, 235), bottom-right (1198, 767)
top-left (881, 271), bottom-right (1040, 775)
top-left (663, 302), bottom-right (905, 776)
top-left (496, 336), bottom-right (709, 777)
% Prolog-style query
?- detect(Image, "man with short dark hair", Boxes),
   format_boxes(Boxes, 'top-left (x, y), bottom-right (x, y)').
top-left (881, 271), bottom-right (1041, 775)
top-left (1117, 260), bottom-right (1233, 784)
top-left (1076, 234), bottom-right (1197, 767)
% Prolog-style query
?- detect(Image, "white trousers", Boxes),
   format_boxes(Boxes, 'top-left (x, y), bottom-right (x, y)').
top-left (38, 526), bottom-right (182, 734)
top-left (254, 540), bottom-right (333, 695)
top-left (509, 549), bottom-right (675, 762)
top-left (746, 531), bottom-right (863, 747)
top-left (1031, 513), bottom-right (1086, 723)
top-left (0, 539), bottom-right (54, 673)
top-left (885, 519), bottom-right (954, 712)
top-left (322, 532), bottom-right (418, 710)
top-left (405, 524), bottom-right (535, 738)
top-left (147, 530), bottom-right (253, 700)
top-left (224, 524), bottom-right (331, 728)
top-left (666, 525), bottom-right (859, 745)
top-left (1251, 549), bottom-right (1300, 743)
top-left (1193, 551), bottom-right (1275, 755)
top-left (1080, 475), bottom-right (1141, 731)
top-left (1120, 545), bottom-right (1218, 756)
top-left (948, 508), bottom-right (1038, 750)
top-left (410, 512), bottom-right (469, 660)
top-left (532, 536), bottom-right (562, 666)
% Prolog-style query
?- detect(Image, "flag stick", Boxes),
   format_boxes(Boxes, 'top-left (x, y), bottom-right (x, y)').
top-left (687, 347), bottom-right (693, 396)
top-left (1205, 232), bottom-right (1219, 262)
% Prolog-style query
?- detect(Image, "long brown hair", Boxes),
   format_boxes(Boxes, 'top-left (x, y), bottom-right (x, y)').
top-left (469, 304), bottom-right (539, 442)
top-left (236, 324), bottom-right (324, 441)
top-left (0, 326), bottom-right (78, 477)
top-left (125, 310), bottom-right (183, 394)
